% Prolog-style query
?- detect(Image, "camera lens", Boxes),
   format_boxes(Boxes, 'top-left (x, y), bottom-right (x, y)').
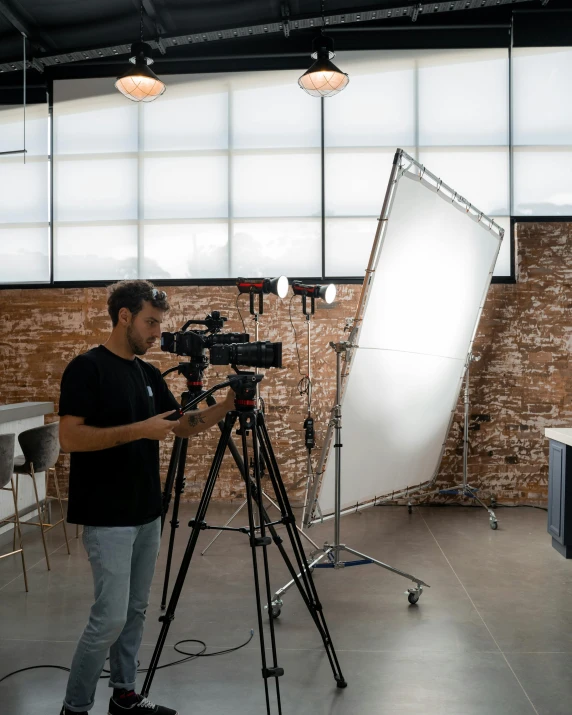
top-left (210, 341), bottom-right (282, 369)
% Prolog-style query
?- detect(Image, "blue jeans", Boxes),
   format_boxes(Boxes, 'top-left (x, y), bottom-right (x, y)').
top-left (64, 518), bottom-right (161, 712)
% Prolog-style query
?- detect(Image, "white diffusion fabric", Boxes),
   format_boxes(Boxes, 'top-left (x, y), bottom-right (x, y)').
top-left (318, 169), bottom-right (500, 515)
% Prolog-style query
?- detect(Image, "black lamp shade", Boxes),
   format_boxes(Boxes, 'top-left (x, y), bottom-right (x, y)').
top-left (298, 35), bottom-right (349, 97)
top-left (115, 42), bottom-right (166, 102)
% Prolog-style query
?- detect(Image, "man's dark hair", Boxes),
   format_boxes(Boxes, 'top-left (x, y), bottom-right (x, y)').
top-left (107, 280), bottom-right (170, 327)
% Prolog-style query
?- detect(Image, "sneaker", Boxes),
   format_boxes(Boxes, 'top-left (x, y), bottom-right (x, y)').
top-left (60, 707), bottom-right (87, 715)
top-left (108, 691), bottom-right (178, 715)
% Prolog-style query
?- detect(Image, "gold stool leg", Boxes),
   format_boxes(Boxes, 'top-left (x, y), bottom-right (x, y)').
top-left (30, 464), bottom-right (51, 571)
top-left (50, 467), bottom-right (70, 555)
top-left (11, 477), bottom-right (28, 592)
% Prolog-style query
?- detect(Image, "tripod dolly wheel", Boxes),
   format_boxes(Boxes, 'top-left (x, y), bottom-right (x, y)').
top-left (490, 518), bottom-right (498, 530)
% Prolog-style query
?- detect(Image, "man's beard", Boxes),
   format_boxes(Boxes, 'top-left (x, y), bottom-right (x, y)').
top-left (126, 323), bottom-right (148, 356)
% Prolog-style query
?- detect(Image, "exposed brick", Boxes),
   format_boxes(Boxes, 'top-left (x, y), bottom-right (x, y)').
top-left (1, 221), bottom-right (569, 507)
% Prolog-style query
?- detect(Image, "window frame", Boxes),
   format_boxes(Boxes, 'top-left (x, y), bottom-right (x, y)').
top-left (0, 59), bottom-right (519, 289)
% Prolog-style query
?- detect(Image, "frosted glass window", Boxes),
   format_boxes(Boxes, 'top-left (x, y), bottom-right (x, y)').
top-left (419, 51), bottom-right (508, 146)
top-left (142, 89), bottom-right (228, 151)
top-left (0, 159), bottom-right (49, 223)
top-left (324, 57), bottom-right (415, 147)
top-left (513, 149), bottom-right (572, 216)
top-left (55, 103), bottom-right (138, 155)
top-left (232, 78), bottom-right (320, 149)
top-left (143, 156), bottom-right (228, 219)
top-left (325, 150), bottom-right (403, 217)
top-left (325, 218), bottom-right (377, 277)
top-left (231, 220), bottom-right (321, 276)
top-left (55, 158), bottom-right (138, 222)
top-left (142, 223), bottom-right (229, 279)
top-left (0, 106), bottom-right (48, 156)
top-left (513, 48), bottom-right (572, 146)
top-left (0, 227), bottom-right (49, 283)
top-left (418, 149), bottom-right (509, 216)
top-left (55, 225), bottom-right (138, 281)
top-left (232, 153), bottom-right (320, 218)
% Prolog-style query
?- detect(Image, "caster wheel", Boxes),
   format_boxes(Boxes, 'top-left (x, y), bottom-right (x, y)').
top-left (407, 589), bottom-right (421, 605)
top-left (408, 505), bottom-right (413, 514)
top-left (271, 605), bottom-right (282, 619)
top-left (490, 519), bottom-right (498, 530)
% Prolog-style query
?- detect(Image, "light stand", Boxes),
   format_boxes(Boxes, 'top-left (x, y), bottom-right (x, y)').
top-left (200, 278), bottom-right (322, 558)
top-left (412, 353), bottom-right (499, 529)
top-left (289, 281), bottom-right (337, 530)
top-left (269, 341), bottom-right (429, 616)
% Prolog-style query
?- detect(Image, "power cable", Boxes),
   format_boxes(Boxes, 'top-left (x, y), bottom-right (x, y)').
top-left (0, 630), bottom-right (254, 686)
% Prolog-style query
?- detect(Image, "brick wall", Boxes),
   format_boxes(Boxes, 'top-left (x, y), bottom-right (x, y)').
top-left (0, 222), bottom-right (569, 506)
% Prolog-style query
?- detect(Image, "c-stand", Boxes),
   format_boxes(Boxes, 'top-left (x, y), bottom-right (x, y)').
top-left (143, 372), bottom-right (347, 714)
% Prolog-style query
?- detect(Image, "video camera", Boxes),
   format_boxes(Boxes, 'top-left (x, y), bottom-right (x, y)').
top-left (161, 311), bottom-right (282, 369)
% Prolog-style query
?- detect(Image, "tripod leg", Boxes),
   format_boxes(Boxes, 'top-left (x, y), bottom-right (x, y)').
top-left (161, 438), bottom-right (188, 609)
top-left (256, 415), bottom-right (347, 689)
top-left (142, 413), bottom-right (236, 698)
top-left (160, 437), bottom-right (183, 534)
top-left (199, 405), bottom-right (250, 556)
top-left (239, 413), bottom-right (283, 715)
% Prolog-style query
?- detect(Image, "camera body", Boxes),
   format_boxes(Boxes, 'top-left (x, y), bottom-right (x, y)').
top-left (160, 311), bottom-right (282, 369)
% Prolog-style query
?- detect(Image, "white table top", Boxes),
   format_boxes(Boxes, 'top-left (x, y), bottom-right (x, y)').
top-left (545, 428), bottom-right (572, 448)
top-left (0, 402), bottom-right (54, 425)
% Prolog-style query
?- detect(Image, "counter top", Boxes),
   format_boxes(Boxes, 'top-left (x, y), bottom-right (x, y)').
top-left (0, 402), bottom-right (55, 425)
top-left (545, 428), bottom-right (572, 448)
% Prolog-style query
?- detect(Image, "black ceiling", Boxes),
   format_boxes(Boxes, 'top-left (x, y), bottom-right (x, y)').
top-left (0, 0), bottom-right (570, 103)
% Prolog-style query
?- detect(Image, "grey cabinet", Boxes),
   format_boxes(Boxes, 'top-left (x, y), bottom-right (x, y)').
top-left (548, 439), bottom-right (572, 558)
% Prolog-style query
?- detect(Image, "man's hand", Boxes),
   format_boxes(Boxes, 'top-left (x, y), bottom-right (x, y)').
top-left (138, 410), bottom-right (179, 441)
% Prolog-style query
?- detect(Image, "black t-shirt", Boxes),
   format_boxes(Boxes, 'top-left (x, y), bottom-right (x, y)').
top-left (58, 345), bottom-right (180, 527)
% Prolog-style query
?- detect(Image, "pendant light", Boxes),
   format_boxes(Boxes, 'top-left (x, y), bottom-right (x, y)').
top-left (298, 1), bottom-right (349, 97)
top-left (115, 1), bottom-right (166, 102)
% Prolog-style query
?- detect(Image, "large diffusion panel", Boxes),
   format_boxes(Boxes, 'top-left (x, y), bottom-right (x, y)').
top-left (318, 168), bottom-right (501, 515)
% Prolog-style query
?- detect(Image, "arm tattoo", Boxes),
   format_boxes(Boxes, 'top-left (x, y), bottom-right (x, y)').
top-left (187, 413), bottom-right (207, 428)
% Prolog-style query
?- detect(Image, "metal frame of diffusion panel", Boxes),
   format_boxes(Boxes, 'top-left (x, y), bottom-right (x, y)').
top-left (305, 148), bottom-right (504, 526)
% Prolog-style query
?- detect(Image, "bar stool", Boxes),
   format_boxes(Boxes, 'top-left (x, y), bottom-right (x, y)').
top-left (13, 423), bottom-right (70, 571)
top-left (0, 433), bottom-right (28, 592)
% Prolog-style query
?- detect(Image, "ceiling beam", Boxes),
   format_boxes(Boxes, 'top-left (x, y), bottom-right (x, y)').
top-left (0, 0), bottom-right (537, 75)
top-left (0, 0), bottom-right (58, 53)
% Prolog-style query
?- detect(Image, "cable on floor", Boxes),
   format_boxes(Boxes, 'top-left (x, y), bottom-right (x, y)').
top-left (0, 630), bottom-right (254, 686)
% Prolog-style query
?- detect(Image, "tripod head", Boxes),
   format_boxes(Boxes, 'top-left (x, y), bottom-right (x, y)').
top-left (228, 371), bottom-right (263, 411)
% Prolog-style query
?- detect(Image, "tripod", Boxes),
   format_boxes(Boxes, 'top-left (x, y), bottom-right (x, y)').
top-left (412, 352), bottom-right (499, 530)
top-left (142, 372), bottom-right (347, 714)
top-left (269, 341), bottom-right (430, 614)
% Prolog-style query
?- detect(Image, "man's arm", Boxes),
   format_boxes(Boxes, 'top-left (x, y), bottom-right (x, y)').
top-left (59, 410), bottom-right (178, 453)
top-left (173, 390), bottom-right (236, 438)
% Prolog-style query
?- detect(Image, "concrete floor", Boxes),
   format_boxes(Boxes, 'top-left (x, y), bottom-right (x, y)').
top-left (0, 501), bottom-right (570, 715)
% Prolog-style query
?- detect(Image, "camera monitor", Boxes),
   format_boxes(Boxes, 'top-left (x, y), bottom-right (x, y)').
top-left (314, 149), bottom-right (504, 518)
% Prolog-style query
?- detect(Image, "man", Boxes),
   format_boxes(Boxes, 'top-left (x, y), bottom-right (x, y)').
top-left (58, 280), bottom-right (235, 715)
